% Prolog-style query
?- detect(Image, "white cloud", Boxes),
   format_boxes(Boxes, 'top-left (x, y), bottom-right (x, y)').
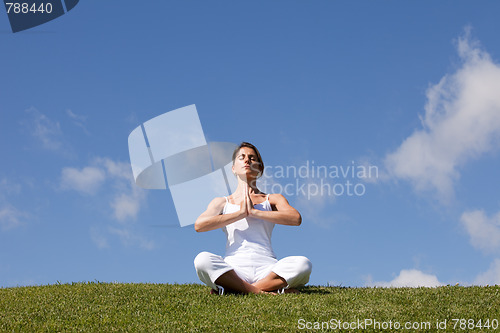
top-left (385, 29), bottom-right (500, 201)
top-left (111, 193), bottom-right (141, 222)
top-left (0, 179), bottom-right (28, 231)
top-left (108, 227), bottom-right (155, 250)
top-left (367, 269), bottom-right (444, 288)
top-left (0, 178), bottom-right (22, 198)
top-left (60, 166), bottom-right (106, 195)
top-left (90, 226), bottom-right (109, 249)
top-left (60, 157), bottom-right (151, 249)
top-left (0, 205), bottom-right (27, 231)
top-left (461, 209), bottom-right (500, 253)
top-left (356, 159), bottom-right (381, 184)
top-left (98, 157), bottom-right (133, 181)
top-left (25, 107), bottom-right (66, 152)
top-left (66, 109), bottom-right (86, 122)
top-left (59, 158), bottom-right (145, 221)
top-left (474, 258), bottom-right (500, 285)
top-left (98, 158), bottom-right (146, 221)
top-left (66, 109), bottom-right (90, 135)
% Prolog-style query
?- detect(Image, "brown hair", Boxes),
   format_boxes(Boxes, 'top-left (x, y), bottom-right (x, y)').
top-left (232, 142), bottom-right (264, 177)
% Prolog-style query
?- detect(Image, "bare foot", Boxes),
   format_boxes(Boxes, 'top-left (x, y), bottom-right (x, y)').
top-left (282, 288), bottom-right (300, 294)
top-left (210, 287), bottom-right (275, 295)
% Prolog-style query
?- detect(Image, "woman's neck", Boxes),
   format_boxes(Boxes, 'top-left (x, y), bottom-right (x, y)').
top-left (235, 179), bottom-right (260, 195)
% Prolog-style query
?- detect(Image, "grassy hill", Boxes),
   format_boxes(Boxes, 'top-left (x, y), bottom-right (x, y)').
top-left (1, 283), bottom-right (499, 332)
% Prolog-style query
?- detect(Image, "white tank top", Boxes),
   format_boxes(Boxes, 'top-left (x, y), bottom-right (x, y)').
top-left (222, 195), bottom-right (276, 258)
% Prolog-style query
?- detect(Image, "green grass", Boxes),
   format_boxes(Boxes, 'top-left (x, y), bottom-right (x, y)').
top-left (1, 283), bottom-right (499, 332)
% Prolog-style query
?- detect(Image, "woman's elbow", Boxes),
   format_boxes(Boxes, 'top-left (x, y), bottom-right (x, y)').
top-left (294, 213), bottom-right (302, 226)
top-left (194, 221), bottom-right (205, 232)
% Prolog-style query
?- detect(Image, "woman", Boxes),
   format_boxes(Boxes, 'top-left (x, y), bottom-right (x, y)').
top-left (194, 142), bottom-right (312, 294)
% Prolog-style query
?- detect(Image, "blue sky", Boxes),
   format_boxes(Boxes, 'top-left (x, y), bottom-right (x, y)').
top-left (2, 1), bottom-right (500, 288)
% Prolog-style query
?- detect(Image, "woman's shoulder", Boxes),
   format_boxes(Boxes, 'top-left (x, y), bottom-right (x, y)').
top-left (267, 193), bottom-right (289, 204)
top-left (207, 196), bottom-right (227, 212)
top-left (209, 196), bottom-right (227, 206)
top-left (267, 193), bottom-right (287, 200)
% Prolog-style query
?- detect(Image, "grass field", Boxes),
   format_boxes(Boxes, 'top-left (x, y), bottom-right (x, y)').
top-left (1, 283), bottom-right (499, 332)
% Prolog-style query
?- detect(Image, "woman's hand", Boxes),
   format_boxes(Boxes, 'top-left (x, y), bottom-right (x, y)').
top-left (245, 185), bottom-right (256, 216)
top-left (239, 184), bottom-right (256, 218)
top-left (239, 194), bottom-right (248, 218)
top-left (195, 191), bottom-right (249, 232)
top-left (247, 193), bottom-right (302, 226)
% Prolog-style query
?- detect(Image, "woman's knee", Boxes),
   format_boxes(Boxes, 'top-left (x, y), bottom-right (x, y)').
top-left (193, 251), bottom-right (215, 271)
top-left (273, 256), bottom-right (312, 286)
top-left (286, 256), bottom-right (312, 287)
top-left (296, 256), bottom-right (312, 275)
top-left (281, 256), bottom-right (312, 276)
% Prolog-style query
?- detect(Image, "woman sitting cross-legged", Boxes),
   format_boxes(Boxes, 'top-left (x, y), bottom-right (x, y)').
top-left (193, 142), bottom-right (312, 295)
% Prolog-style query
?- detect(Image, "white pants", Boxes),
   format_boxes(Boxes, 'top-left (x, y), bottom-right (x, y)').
top-left (194, 251), bottom-right (312, 291)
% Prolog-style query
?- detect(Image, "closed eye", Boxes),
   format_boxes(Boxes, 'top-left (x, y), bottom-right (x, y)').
top-left (237, 154), bottom-right (257, 161)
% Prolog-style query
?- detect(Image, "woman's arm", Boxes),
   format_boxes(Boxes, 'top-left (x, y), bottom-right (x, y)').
top-left (248, 193), bottom-right (302, 226)
top-left (194, 197), bottom-right (247, 232)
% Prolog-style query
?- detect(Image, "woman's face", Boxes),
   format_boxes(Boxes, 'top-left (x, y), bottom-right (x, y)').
top-left (232, 147), bottom-right (262, 178)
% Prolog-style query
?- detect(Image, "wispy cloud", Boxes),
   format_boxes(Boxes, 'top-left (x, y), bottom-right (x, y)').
top-left (60, 166), bottom-right (106, 195)
top-left (108, 227), bottom-right (155, 250)
top-left (59, 157), bottom-right (146, 221)
top-left (59, 157), bottom-right (151, 249)
top-left (385, 28), bottom-right (500, 201)
top-left (90, 225), bottom-right (155, 251)
top-left (366, 269), bottom-right (444, 288)
top-left (461, 209), bottom-right (500, 253)
top-left (66, 109), bottom-right (90, 135)
top-left (0, 204), bottom-right (27, 231)
top-left (110, 193), bottom-right (142, 222)
top-left (0, 178), bottom-right (22, 199)
top-left (90, 226), bottom-right (109, 249)
top-left (0, 178), bottom-right (29, 231)
top-left (96, 157), bottom-right (146, 222)
top-left (474, 259), bottom-right (500, 285)
top-left (24, 107), bottom-right (69, 153)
